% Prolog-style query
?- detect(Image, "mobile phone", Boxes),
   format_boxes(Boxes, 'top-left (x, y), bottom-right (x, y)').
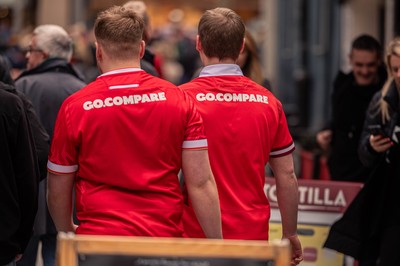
top-left (368, 124), bottom-right (387, 137)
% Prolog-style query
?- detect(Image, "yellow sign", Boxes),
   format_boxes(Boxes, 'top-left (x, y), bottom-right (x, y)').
top-left (269, 222), bottom-right (343, 266)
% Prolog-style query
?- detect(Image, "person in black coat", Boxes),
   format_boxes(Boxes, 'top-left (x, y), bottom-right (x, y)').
top-left (0, 66), bottom-right (39, 266)
top-left (324, 36), bottom-right (400, 266)
top-left (0, 56), bottom-right (49, 264)
top-left (316, 34), bottom-right (387, 182)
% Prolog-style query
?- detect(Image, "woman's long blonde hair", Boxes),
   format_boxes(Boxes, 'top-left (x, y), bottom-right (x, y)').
top-left (241, 29), bottom-right (264, 86)
top-left (380, 37), bottom-right (400, 123)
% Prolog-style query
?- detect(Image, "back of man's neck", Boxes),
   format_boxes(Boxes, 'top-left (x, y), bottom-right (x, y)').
top-left (203, 57), bottom-right (236, 66)
top-left (100, 61), bottom-right (141, 74)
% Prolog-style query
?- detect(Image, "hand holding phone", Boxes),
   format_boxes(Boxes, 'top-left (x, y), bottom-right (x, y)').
top-left (368, 124), bottom-right (394, 152)
top-left (368, 125), bottom-right (387, 137)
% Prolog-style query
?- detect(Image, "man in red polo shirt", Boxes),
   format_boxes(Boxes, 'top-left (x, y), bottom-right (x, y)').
top-left (46, 6), bottom-right (222, 239)
top-left (179, 7), bottom-right (302, 265)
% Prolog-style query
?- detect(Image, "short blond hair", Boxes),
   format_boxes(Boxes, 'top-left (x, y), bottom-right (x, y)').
top-left (94, 5), bottom-right (144, 60)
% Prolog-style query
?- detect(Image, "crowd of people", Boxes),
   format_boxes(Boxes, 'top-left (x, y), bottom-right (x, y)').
top-left (1, 1), bottom-right (400, 266)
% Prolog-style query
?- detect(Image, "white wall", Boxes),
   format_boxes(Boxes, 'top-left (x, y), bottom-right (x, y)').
top-left (36, 0), bottom-right (70, 28)
top-left (260, 0), bottom-right (278, 89)
top-left (340, 0), bottom-right (384, 72)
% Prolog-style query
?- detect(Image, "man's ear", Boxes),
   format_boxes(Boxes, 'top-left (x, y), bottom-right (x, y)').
top-left (139, 40), bottom-right (145, 59)
top-left (348, 51), bottom-right (353, 63)
top-left (196, 35), bottom-right (202, 52)
top-left (240, 38), bottom-right (245, 53)
top-left (41, 50), bottom-right (49, 60)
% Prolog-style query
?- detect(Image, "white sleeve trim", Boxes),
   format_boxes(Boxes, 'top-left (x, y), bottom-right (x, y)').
top-left (47, 160), bottom-right (78, 173)
top-left (182, 139), bottom-right (208, 149)
top-left (270, 142), bottom-right (295, 156)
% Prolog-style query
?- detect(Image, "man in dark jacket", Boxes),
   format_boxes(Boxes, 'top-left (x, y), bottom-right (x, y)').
top-left (16, 25), bottom-right (86, 140)
top-left (0, 81), bottom-right (39, 266)
top-left (15, 24), bottom-right (86, 266)
top-left (316, 34), bottom-right (387, 182)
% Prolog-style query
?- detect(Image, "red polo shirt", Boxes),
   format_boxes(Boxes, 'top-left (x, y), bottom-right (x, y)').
top-left (180, 64), bottom-right (295, 240)
top-left (48, 68), bottom-right (207, 237)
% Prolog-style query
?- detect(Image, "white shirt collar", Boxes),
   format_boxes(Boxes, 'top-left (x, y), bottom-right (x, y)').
top-left (199, 64), bottom-right (244, 77)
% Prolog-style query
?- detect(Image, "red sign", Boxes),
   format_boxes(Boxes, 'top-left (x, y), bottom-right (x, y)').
top-left (265, 177), bottom-right (363, 213)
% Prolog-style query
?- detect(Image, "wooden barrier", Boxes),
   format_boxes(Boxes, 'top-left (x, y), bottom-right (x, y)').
top-left (56, 232), bottom-right (291, 266)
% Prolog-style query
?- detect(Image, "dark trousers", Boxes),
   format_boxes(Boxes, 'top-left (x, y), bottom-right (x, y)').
top-left (17, 234), bottom-right (56, 266)
top-left (1, 259), bottom-right (16, 266)
top-left (378, 225), bottom-right (400, 266)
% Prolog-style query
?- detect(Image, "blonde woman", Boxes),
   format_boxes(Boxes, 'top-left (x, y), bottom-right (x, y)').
top-left (326, 37), bottom-right (400, 265)
top-left (357, 37), bottom-right (400, 265)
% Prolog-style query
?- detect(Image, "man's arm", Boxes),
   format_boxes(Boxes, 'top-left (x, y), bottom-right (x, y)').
top-left (182, 149), bottom-right (222, 239)
top-left (269, 154), bottom-right (303, 265)
top-left (47, 172), bottom-right (76, 232)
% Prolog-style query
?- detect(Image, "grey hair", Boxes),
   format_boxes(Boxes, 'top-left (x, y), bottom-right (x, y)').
top-left (123, 1), bottom-right (149, 26)
top-left (33, 24), bottom-right (73, 61)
